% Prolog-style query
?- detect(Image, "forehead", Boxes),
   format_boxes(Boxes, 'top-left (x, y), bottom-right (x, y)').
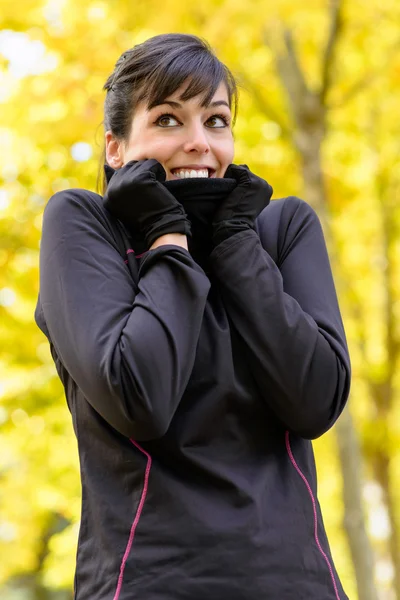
top-left (168, 80), bottom-right (229, 103)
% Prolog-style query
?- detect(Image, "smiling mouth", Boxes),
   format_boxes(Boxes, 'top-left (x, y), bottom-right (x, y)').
top-left (170, 168), bottom-right (216, 179)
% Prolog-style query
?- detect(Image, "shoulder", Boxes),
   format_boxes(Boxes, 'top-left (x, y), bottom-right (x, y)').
top-left (42, 187), bottom-right (117, 239)
top-left (44, 187), bottom-right (105, 222)
top-left (259, 196), bottom-right (318, 226)
top-left (256, 197), bottom-right (321, 265)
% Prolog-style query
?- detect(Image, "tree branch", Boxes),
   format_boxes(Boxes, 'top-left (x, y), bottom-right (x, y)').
top-left (262, 23), bottom-right (310, 125)
top-left (320, 0), bottom-right (344, 103)
top-left (282, 28), bottom-right (309, 94)
top-left (275, 28), bottom-right (309, 106)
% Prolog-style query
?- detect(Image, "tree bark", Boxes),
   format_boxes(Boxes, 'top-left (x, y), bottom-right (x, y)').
top-left (336, 405), bottom-right (378, 600)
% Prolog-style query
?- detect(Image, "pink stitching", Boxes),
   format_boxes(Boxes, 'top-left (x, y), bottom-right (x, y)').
top-left (285, 430), bottom-right (341, 600)
top-left (124, 249), bottom-right (134, 264)
top-left (124, 248), bottom-right (147, 261)
top-left (124, 248), bottom-right (147, 263)
top-left (112, 440), bottom-right (152, 600)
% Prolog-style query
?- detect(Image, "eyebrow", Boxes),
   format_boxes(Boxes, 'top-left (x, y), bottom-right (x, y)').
top-left (153, 100), bottom-right (230, 110)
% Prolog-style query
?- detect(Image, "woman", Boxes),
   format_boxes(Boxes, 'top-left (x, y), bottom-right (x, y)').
top-left (35, 33), bottom-right (351, 600)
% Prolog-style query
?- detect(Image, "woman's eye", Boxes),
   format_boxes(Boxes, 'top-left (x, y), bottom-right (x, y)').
top-left (155, 114), bottom-right (179, 127)
top-left (154, 113), bottom-right (230, 128)
top-left (207, 115), bottom-right (229, 128)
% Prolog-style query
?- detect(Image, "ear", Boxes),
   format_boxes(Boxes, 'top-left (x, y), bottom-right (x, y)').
top-left (105, 131), bottom-right (124, 169)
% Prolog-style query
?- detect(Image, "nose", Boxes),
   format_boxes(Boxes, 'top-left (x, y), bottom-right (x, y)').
top-left (182, 122), bottom-right (210, 154)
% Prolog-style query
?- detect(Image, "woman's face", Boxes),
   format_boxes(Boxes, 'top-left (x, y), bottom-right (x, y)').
top-left (105, 80), bottom-right (235, 180)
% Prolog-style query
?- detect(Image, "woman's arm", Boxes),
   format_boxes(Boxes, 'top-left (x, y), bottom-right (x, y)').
top-left (36, 189), bottom-right (210, 441)
top-left (209, 196), bottom-right (351, 440)
top-left (150, 233), bottom-right (188, 251)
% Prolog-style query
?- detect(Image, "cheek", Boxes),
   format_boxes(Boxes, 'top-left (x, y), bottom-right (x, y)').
top-left (148, 139), bottom-right (178, 164)
top-left (124, 133), bottom-right (179, 164)
top-left (216, 137), bottom-right (234, 166)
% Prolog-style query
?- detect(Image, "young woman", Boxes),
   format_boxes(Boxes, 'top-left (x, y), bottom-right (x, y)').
top-left (35, 33), bottom-right (351, 600)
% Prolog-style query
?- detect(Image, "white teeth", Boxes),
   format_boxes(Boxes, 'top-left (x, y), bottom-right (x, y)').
top-left (174, 169), bottom-right (209, 179)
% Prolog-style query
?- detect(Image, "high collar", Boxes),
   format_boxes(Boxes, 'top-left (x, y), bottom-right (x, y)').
top-left (163, 176), bottom-right (236, 218)
top-left (163, 177), bottom-right (237, 270)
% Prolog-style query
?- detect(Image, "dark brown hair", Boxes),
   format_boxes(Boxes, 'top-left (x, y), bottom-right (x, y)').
top-left (97, 33), bottom-right (239, 193)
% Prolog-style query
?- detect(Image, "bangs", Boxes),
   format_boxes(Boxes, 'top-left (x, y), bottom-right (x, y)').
top-left (138, 48), bottom-right (237, 122)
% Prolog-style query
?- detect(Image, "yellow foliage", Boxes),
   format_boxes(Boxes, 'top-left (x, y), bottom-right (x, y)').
top-left (1, 0), bottom-right (400, 597)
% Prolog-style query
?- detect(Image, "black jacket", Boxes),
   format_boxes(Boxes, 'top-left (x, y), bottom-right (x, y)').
top-left (35, 179), bottom-right (351, 600)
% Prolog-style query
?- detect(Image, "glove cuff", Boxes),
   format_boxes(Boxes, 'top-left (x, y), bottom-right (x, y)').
top-left (146, 215), bottom-right (192, 249)
top-left (212, 219), bottom-right (253, 247)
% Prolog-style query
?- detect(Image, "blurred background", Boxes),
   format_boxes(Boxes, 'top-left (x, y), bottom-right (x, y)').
top-left (0, 0), bottom-right (399, 598)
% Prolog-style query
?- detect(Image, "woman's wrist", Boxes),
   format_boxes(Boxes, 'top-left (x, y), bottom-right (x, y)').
top-left (149, 233), bottom-right (188, 251)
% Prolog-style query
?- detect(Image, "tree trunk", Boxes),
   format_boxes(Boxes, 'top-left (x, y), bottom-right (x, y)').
top-left (373, 449), bottom-right (400, 598)
top-left (336, 406), bottom-right (378, 600)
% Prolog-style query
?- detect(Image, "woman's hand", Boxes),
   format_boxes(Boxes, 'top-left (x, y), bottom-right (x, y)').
top-left (212, 164), bottom-right (273, 246)
top-left (103, 159), bottom-right (191, 250)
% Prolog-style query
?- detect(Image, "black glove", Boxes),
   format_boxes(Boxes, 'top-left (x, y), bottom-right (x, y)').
top-left (103, 159), bottom-right (191, 250)
top-left (212, 164), bottom-right (273, 246)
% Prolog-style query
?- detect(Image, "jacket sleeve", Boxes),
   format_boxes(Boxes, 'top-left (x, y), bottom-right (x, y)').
top-left (209, 196), bottom-right (351, 440)
top-left (36, 189), bottom-right (211, 441)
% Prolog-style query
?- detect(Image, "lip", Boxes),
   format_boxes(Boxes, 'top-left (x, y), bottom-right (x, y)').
top-left (169, 165), bottom-right (217, 179)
